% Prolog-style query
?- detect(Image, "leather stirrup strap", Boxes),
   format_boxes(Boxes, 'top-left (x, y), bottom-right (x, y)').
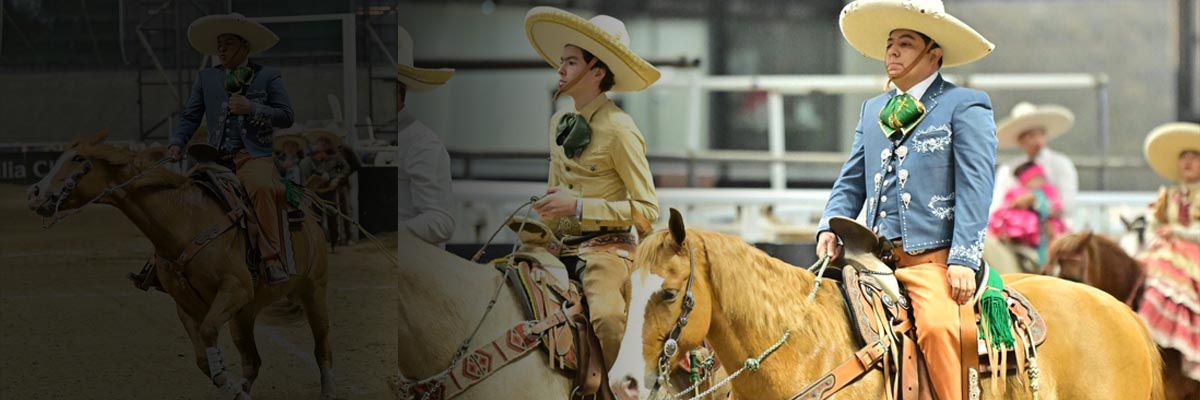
top-left (789, 340), bottom-right (889, 400)
top-left (960, 305), bottom-right (980, 400)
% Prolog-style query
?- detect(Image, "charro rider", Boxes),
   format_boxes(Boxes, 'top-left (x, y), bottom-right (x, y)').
top-left (167, 13), bottom-right (295, 284)
top-left (525, 6), bottom-right (660, 371)
top-left (817, 0), bottom-right (998, 398)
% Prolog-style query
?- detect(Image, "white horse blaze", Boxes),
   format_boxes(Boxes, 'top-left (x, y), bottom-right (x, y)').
top-left (610, 271), bottom-right (665, 398)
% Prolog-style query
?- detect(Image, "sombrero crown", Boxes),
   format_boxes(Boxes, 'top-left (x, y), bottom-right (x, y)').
top-left (188, 13), bottom-right (278, 55)
top-left (840, 0), bottom-right (994, 68)
top-left (525, 7), bottom-right (660, 92)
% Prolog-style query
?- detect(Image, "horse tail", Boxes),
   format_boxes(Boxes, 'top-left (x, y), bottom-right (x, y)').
top-left (259, 296), bottom-right (308, 326)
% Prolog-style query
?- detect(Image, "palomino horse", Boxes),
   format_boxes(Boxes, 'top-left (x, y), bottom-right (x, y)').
top-left (394, 231), bottom-right (732, 399)
top-left (25, 131), bottom-right (334, 400)
top-left (612, 209), bottom-right (1164, 399)
top-left (1044, 232), bottom-right (1198, 400)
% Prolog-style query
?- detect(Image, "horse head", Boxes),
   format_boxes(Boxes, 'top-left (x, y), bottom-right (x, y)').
top-left (26, 130), bottom-right (173, 219)
top-left (611, 208), bottom-right (715, 399)
top-left (1118, 213), bottom-right (1150, 257)
top-left (1044, 231), bottom-right (1096, 283)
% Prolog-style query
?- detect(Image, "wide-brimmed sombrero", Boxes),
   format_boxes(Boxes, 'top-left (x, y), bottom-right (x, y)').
top-left (996, 102), bottom-right (1075, 149)
top-left (397, 26), bottom-right (454, 92)
top-left (273, 134), bottom-right (308, 152)
top-left (1144, 122), bottom-right (1200, 182)
top-left (187, 13), bottom-right (278, 55)
top-left (840, 0), bottom-right (994, 68)
top-left (525, 6), bottom-right (660, 92)
top-left (305, 128), bottom-right (344, 148)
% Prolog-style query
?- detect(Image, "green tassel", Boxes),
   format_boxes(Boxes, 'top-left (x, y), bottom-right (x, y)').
top-left (278, 176), bottom-right (300, 208)
top-left (979, 266), bottom-right (1015, 349)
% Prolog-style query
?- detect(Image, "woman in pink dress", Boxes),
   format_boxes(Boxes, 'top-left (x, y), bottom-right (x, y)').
top-left (1136, 122), bottom-right (1200, 381)
top-left (988, 161), bottom-right (1068, 264)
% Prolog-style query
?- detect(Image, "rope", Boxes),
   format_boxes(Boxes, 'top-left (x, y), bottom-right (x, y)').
top-left (667, 330), bottom-right (791, 400)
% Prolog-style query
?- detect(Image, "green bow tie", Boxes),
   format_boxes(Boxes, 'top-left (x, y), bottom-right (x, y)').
top-left (878, 93), bottom-right (926, 141)
top-left (225, 66), bottom-right (255, 94)
top-left (556, 113), bottom-right (592, 158)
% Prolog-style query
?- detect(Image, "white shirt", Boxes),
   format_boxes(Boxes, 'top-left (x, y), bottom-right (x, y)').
top-left (991, 147), bottom-right (1079, 216)
top-left (896, 71), bottom-right (939, 101)
top-left (394, 110), bottom-right (455, 246)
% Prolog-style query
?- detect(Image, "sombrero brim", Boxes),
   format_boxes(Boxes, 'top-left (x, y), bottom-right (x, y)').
top-left (188, 15), bottom-right (279, 55)
top-left (996, 106), bottom-right (1075, 149)
top-left (305, 129), bottom-right (344, 148)
top-left (840, 0), bottom-right (994, 68)
top-left (273, 135), bottom-right (308, 152)
top-left (525, 7), bottom-right (660, 92)
top-left (398, 65), bottom-right (455, 92)
top-left (1144, 122), bottom-right (1200, 182)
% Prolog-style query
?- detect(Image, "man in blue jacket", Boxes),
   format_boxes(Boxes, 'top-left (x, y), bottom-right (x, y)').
top-left (817, 1), bottom-right (998, 398)
top-left (168, 13), bottom-right (295, 284)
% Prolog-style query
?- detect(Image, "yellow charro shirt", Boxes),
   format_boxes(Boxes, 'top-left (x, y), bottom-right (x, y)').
top-left (545, 94), bottom-right (659, 236)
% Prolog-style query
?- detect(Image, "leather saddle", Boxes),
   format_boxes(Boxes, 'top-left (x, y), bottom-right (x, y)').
top-left (502, 216), bottom-right (611, 400)
top-left (805, 217), bottom-right (1049, 400)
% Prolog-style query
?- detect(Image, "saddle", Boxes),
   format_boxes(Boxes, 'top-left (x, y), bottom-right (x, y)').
top-left (128, 162), bottom-right (304, 291)
top-left (503, 216), bottom-right (612, 400)
top-left (793, 217), bottom-right (1048, 400)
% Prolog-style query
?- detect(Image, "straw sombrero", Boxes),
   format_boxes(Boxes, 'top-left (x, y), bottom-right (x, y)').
top-left (840, 0), bottom-right (994, 68)
top-left (187, 13), bottom-right (278, 55)
top-left (273, 134), bottom-right (308, 152)
top-left (1144, 122), bottom-right (1200, 182)
top-left (397, 26), bottom-right (454, 92)
top-left (996, 102), bottom-right (1075, 149)
top-left (305, 128), bottom-right (344, 148)
top-left (525, 7), bottom-right (660, 92)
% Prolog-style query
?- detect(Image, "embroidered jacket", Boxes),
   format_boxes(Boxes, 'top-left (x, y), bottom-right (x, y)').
top-left (170, 62), bottom-right (295, 158)
top-left (820, 74), bottom-right (998, 269)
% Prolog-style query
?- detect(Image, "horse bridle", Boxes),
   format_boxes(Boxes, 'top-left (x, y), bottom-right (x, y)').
top-left (44, 158), bottom-right (93, 220)
top-left (41, 155), bottom-right (169, 229)
top-left (652, 243), bottom-right (699, 394)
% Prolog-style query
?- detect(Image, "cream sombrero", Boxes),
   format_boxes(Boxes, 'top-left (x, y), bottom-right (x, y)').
top-left (840, 0), bottom-right (994, 68)
top-left (397, 26), bottom-right (454, 92)
top-left (1144, 122), bottom-right (1200, 182)
top-left (188, 13), bottom-right (278, 55)
top-left (996, 102), bottom-right (1075, 149)
top-left (305, 128), bottom-right (345, 148)
top-left (273, 134), bottom-right (308, 152)
top-left (525, 7), bottom-right (660, 92)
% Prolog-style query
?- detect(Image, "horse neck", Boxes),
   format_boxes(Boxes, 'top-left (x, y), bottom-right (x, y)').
top-left (104, 176), bottom-right (219, 259)
top-left (696, 232), bottom-right (863, 394)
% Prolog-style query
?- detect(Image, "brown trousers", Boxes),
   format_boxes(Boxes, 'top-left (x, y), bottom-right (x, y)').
top-left (577, 249), bottom-right (633, 372)
top-left (233, 152), bottom-right (283, 261)
top-left (892, 248), bottom-right (963, 400)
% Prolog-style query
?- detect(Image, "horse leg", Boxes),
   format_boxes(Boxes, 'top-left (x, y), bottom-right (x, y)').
top-left (296, 282), bottom-right (336, 400)
top-left (228, 307), bottom-right (262, 394)
top-left (200, 281), bottom-right (253, 400)
top-left (177, 304), bottom-right (211, 377)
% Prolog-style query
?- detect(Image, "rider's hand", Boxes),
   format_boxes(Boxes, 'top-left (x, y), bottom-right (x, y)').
top-left (816, 231), bottom-right (842, 261)
top-left (533, 187), bottom-right (579, 219)
top-left (947, 265), bottom-right (977, 305)
top-left (229, 94), bottom-right (252, 115)
top-left (1157, 226), bottom-right (1176, 241)
top-left (167, 145), bottom-right (183, 162)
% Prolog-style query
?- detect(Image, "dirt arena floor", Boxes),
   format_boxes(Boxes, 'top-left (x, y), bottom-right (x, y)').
top-left (0, 183), bottom-right (403, 399)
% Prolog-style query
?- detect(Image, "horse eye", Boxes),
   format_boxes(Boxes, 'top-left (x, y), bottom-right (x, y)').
top-left (71, 155), bottom-right (85, 162)
top-left (660, 289), bottom-right (678, 303)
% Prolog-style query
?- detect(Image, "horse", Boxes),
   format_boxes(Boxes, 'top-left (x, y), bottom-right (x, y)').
top-left (1044, 231), bottom-right (1199, 400)
top-left (611, 209), bottom-right (1164, 400)
top-left (1042, 232), bottom-right (1144, 306)
top-left (25, 131), bottom-right (335, 400)
top-left (393, 232), bottom-right (732, 399)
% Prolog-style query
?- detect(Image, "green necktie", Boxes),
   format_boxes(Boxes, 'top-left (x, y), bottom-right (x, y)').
top-left (225, 66), bottom-right (255, 94)
top-left (556, 113), bottom-right (592, 158)
top-left (878, 93), bottom-right (926, 141)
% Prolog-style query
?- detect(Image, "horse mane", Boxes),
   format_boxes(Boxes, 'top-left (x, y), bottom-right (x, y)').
top-left (638, 229), bottom-right (849, 344)
top-left (73, 142), bottom-right (189, 190)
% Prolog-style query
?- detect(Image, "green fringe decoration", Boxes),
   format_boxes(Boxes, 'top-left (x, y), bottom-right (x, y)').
top-left (279, 176), bottom-right (300, 208)
top-left (979, 266), bottom-right (1015, 349)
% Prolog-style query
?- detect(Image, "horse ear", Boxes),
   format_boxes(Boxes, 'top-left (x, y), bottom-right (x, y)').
top-left (668, 208), bottom-right (686, 246)
top-left (91, 129), bottom-right (110, 145)
top-left (1119, 215), bottom-right (1132, 230)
